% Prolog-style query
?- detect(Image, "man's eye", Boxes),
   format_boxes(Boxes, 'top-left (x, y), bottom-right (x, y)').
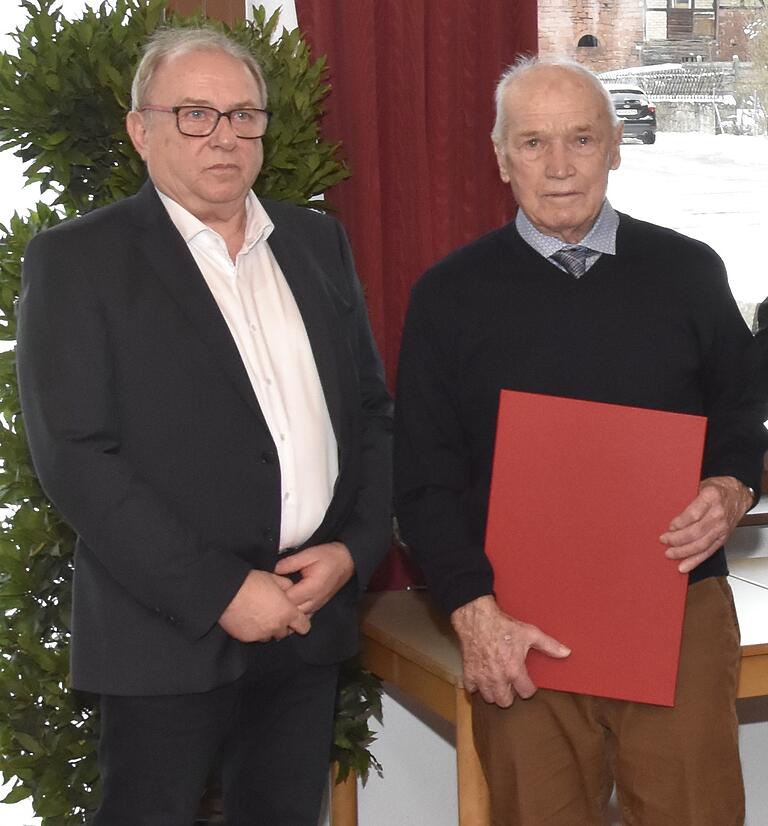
top-left (232, 110), bottom-right (254, 122)
top-left (185, 109), bottom-right (210, 121)
top-left (526, 138), bottom-right (539, 148)
top-left (577, 136), bottom-right (592, 145)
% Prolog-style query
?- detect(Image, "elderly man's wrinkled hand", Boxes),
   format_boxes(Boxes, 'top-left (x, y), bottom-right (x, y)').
top-left (450, 595), bottom-right (570, 708)
top-left (661, 476), bottom-right (754, 573)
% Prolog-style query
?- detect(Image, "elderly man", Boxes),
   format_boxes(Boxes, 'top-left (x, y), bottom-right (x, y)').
top-left (394, 58), bottom-right (764, 825)
top-left (17, 27), bottom-right (392, 826)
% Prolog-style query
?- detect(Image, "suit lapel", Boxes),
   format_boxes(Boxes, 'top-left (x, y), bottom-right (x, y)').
top-left (128, 184), bottom-right (269, 427)
top-left (127, 185), bottom-right (347, 470)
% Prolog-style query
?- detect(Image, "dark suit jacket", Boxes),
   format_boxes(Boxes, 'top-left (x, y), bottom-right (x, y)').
top-left (17, 182), bottom-right (393, 696)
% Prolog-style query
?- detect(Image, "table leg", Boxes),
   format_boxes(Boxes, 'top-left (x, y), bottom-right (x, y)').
top-left (455, 688), bottom-right (490, 825)
top-left (329, 764), bottom-right (358, 826)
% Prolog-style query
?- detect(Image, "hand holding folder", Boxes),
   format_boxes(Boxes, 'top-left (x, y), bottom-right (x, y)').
top-left (451, 593), bottom-right (571, 708)
top-left (661, 475), bottom-right (755, 573)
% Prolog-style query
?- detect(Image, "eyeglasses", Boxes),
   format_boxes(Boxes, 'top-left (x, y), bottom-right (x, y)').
top-left (139, 105), bottom-right (272, 139)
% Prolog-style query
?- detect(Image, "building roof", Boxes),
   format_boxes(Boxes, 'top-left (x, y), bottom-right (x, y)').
top-left (599, 62), bottom-right (741, 102)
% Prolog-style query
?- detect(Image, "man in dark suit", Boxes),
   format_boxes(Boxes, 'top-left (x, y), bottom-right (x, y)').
top-left (395, 58), bottom-right (764, 825)
top-left (17, 26), bottom-right (392, 826)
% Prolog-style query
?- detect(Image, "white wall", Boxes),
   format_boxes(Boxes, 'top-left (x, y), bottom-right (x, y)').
top-left (256, 0), bottom-right (298, 30)
top-left (355, 689), bottom-right (459, 826)
top-left (740, 700), bottom-right (768, 826)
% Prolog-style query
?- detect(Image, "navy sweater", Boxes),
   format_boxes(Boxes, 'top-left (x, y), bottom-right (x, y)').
top-left (394, 213), bottom-right (766, 616)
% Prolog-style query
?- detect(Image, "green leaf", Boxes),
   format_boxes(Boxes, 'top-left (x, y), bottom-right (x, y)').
top-left (14, 731), bottom-right (43, 753)
top-left (1, 783), bottom-right (31, 804)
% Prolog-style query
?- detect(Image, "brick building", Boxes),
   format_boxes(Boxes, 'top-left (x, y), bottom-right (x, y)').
top-left (717, 3), bottom-right (765, 62)
top-left (539, 1), bottom-right (765, 72)
top-left (538, 0), bottom-right (645, 73)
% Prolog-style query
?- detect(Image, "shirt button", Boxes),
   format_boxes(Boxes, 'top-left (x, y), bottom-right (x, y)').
top-left (261, 451), bottom-right (275, 464)
top-left (263, 528), bottom-right (275, 542)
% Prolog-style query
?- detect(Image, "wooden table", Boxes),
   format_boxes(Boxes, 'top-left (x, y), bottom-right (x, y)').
top-left (330, 583), bottom-right (768, 826)
top-left (361, 591), bottom-right (488, 824)
top-left (728, 564), bottom-right (768, 699)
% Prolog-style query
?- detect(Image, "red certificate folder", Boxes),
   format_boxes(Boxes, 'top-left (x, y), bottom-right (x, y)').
top-left (485, 390), bottom-right (706, 706)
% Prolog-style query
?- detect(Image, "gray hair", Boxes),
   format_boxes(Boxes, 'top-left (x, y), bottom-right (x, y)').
top-left (491, 56), bottom-right (618, 145)
top-left (131, 27), bottom-right (268, 111)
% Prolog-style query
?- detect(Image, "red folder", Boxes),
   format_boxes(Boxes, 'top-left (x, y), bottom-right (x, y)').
top-left (485, 390), bottom-right (706, 706)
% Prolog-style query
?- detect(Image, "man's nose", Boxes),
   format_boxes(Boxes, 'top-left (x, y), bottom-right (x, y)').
top-left (545, 142), bottom-right (574, 178)
top-left (209, 113), bottom-right (238, 146)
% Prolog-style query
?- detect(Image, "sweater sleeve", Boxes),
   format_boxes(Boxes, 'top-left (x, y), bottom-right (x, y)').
top-left (394, 277), bottom-right (494, 615)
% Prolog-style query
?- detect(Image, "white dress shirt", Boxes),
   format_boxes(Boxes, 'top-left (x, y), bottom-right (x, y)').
top-left (158, 189), bottom-right (338, 551)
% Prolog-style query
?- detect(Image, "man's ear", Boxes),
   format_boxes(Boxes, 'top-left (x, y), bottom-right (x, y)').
top-left (494, 141), bottom-right (511, 184)
top-left (610, 122), bottom-right (623, 171)
top-left (126, 110), bottom-right (149, 161)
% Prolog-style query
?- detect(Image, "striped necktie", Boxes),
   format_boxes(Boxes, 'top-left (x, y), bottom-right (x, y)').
top-left (550, 246), bottom-right (589, 278)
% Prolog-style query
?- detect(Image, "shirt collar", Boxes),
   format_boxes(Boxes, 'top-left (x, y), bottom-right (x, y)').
top-left (156, 188), bottom-right (274, 251)
top-left (515, 200), bottom-right (619, 258)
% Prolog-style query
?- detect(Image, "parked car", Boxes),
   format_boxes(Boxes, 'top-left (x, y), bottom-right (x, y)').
top-left (606, 85), bottom-right (657, 145)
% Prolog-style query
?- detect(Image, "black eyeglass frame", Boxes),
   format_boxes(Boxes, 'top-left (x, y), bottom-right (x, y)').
top-left (138, 104), bottom-right (272, 139)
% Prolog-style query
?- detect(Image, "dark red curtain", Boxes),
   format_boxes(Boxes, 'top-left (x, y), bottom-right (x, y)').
top-left (294, 1), bottom-right (538, 589)
top-left (294, 0), bottom-right (538, 387)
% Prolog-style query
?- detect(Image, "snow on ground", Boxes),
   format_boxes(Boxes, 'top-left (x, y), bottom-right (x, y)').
top-left (608, 131), bottom-right (768, 309)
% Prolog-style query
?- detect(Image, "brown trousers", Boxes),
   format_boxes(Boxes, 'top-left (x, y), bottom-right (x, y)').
top-left (472, 576), bottom-right (744, 826)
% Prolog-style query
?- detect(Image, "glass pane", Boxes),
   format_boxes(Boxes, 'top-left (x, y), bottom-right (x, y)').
top-left (540, 1), bottom-right (768, 323)
top-left (646, 11), bottom-right (668, 40)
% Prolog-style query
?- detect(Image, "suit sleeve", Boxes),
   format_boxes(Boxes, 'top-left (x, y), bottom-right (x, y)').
top-left (16, 228), bottom-right (251, 641)
top-left (330, 220), bottom-right (394, 590)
